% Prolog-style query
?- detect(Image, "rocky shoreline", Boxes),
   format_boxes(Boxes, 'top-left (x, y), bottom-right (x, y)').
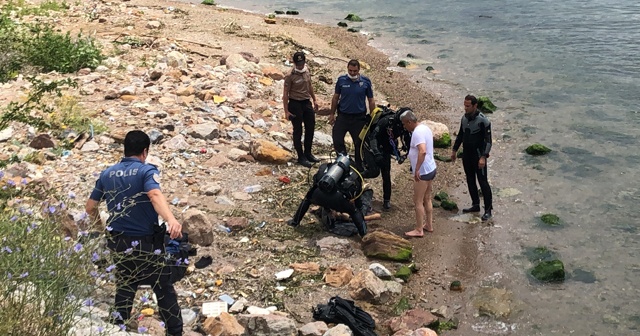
top-left (0, 0), bottom-right (517, 335)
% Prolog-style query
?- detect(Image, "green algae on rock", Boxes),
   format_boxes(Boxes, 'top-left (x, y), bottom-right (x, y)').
top-left (337, 21), bottom-right (348, 27)
top-left (540, 213), bottom-right (561, 226)
top-left (450, 280), bottom-right (463, 291)
top-left (477, 96), bottom-right (497, 113)
top-left (531, 259), bottom-right (565, 282)
top-left (433, 132), bottom-right (451, 148)
top-left (526, 143), bottom-right (552, 155)
top-left (362, 230), bottom-right (413, 261)
top-left (526, 246), bottom-right (559, 263)
top-left (393, 296), bottom-right (411, 315)
top-left (397, 60), bottom-right (410, 67)
top-left (395, 266), bottom-right (412, 282)
top-left (345, 13), bottom-right (363, 22)
top-left (440, 199), bottom-right (458, 211)
top-left (434, 191), bottom-right (449, 202)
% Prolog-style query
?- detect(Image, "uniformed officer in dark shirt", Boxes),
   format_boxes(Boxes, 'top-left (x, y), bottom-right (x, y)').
top-left (451, 95), bottom-right (494, 221)
top-left (85, 130), bottom-right (183, 335)
top-left (328, 59), bottom-right (376, 171)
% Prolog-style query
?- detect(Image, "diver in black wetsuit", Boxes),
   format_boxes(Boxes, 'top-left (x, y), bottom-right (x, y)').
top-left (360, 106), bottom-right (411, 210)
top-left (288, 155), bottom-right (367, 237)
top-left (451, 95), bottom-right (493, 221)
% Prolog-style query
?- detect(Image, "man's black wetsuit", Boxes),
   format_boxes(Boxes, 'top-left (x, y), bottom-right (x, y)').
top-left (452, 111), bottom-right (493, 212)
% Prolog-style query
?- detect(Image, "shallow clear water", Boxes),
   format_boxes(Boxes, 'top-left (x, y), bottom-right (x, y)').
top-left (189, 0), bottom-right (640, 333)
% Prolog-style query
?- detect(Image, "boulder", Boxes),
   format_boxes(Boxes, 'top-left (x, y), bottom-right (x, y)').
top-left (167, 51), bottom-right (188, 68)
top-left (236, 314), bottom-right (297, 336)
top-left (369, 263), bottom-right (393, 280)
top-left (362, 230), bottom-right (412, 261)
top-left (204, 154), bottom-right (233, 169)
top-left (163, 134), bottom-right (190, 151)
top-left (220, 52), bottom-right (259, 65)
top-left (421, 120), bottom-right (450, 148)
top-left (181, 208), bottom-right (214, 246)
top-left (187, 123), bottom-right (220, 140)
top-left (250, 139), bottom-right (291, 164)
top-left (29, 134), bottom-right (55, 149)
top-left (202, 312), bottom-right (245, 336)
top-left (298, 321), bottom-right (328, 336)
top-left (323, 324), bottom-right (353, 336)
top-left (226, 217), bottom-right (249, 231)
top-left (226, 148), bottom-right (248, 161)
top-left (224, 54), bottom-right (261, 74)
top-left (347, 270), bottom-right (389, 303)
top-left (324, 264), bottom-right (354, 287)
top-left (472, 287), bottom-right (515, 318)
top-left (289, 262), bottom-right (320, 274)
top-left (261, 66), bottom-right (285, 80)
top-left (386, 309), bottom-right (438, 333)
top-left (413, 328), bottom-right (438, 336)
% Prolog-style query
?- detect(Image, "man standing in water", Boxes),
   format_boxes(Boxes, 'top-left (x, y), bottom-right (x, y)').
top-left (328, 59), bottom-right (375, 171)
top-left (450, 95), bottom-right (493, 221)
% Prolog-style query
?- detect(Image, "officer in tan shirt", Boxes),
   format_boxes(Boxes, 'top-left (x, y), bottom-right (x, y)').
top-left (283, 51), bottom-right (319, 167)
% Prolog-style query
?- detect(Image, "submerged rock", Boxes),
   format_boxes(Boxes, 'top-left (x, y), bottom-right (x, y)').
top-left (525, 143), bottom-right (552, 155)
top-left (540, 213), bottom-right (561, 226)
top-left (345, 13), bottom-right (363, 22)
top-left (530, 259), bottom-right (565, 282)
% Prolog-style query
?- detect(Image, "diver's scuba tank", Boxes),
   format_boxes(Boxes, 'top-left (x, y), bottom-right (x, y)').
top-left (318, 154), bottom-right (351, 193)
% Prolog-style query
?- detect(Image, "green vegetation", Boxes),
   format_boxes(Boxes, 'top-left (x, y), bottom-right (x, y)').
top-left (337, 21), bottom-right (348, 27)
top-left (397, 60), bottom-right (409, 68)
top-left (0, 177), bottom-right (104, 335)
top-left (0, 77), bottom-right (107, 150)
top-left (201, 0), bottom-right (216, 5)
top-left (2, 0), bottom-right (69, 17)
top-left (0, 3), bottom-right (104, 82)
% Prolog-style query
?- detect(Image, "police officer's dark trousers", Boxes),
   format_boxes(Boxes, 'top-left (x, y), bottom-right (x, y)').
top-left (288, 99), bottom-right (315, 159)
top-left (108, 232), bottom-right (183, 336)
top-left (332, 113), bottom-right (367, 171)
top-left (462, 153), bottom-right (492, 211)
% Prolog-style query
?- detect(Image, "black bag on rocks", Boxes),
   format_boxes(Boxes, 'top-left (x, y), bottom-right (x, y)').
top-left (312, 296), bottom-right (377, 336)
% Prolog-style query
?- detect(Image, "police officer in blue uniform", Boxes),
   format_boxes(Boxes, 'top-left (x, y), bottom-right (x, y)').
top-left (85, 130), bottom-right (183, 335)
top-left (451, 95), bottom-right (493, 221)
top-left (328, 59), bottom-right (376, 171)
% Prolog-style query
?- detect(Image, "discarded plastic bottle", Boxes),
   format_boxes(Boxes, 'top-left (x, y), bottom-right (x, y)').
top-left (216, 224), bottom-right (231, 233)
top-left (243, 185), bottom-right (262, 193)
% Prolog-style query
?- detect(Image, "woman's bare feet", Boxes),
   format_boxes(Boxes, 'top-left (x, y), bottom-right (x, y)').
top-left (423, 225), bottom-right (434, 233)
